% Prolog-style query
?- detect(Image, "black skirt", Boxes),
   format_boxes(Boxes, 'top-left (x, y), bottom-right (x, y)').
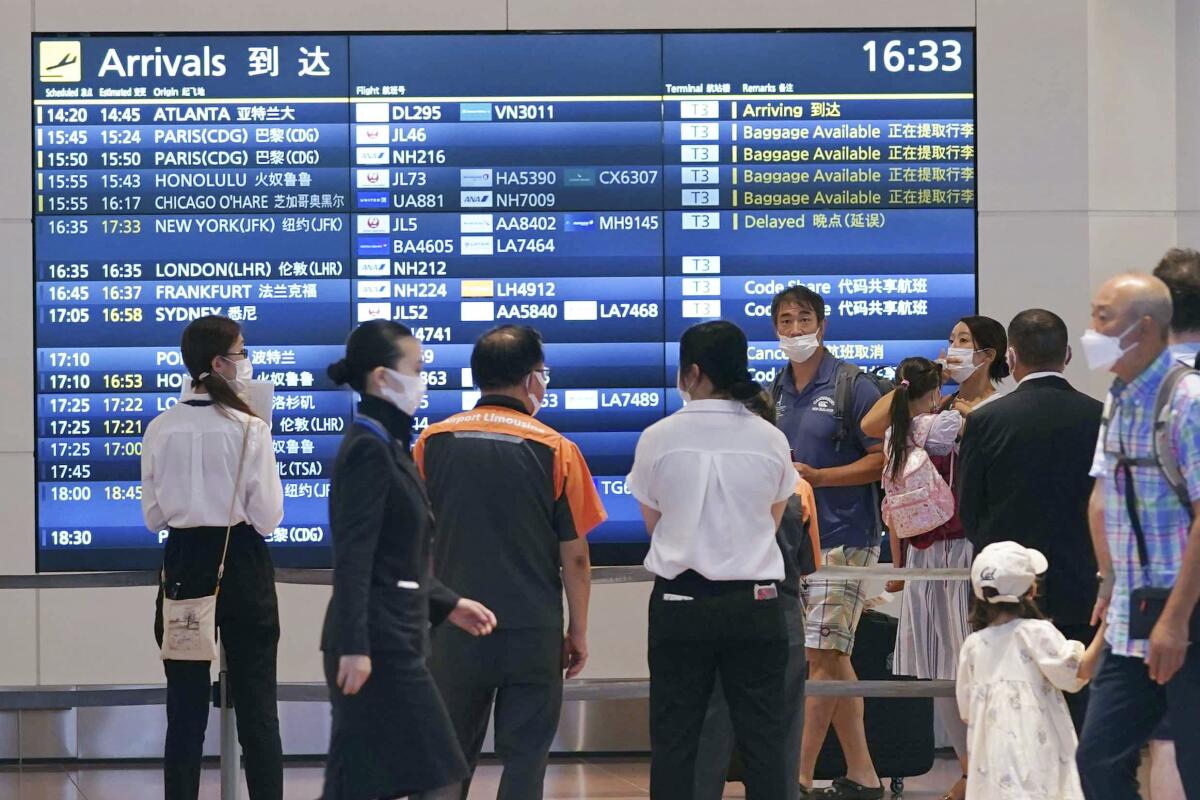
top-left (322, 651), bottom-right (469, 800)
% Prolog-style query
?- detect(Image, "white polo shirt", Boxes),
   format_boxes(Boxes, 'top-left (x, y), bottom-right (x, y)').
top-left (627, 399), bottom-right (796, 581)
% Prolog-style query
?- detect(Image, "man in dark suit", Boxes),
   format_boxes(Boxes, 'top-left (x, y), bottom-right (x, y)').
top-left (958, 308), bottom-right (1103, 731)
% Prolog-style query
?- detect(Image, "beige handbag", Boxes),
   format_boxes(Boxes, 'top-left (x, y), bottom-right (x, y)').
top-left (159, 422), bottom-right (250, 661)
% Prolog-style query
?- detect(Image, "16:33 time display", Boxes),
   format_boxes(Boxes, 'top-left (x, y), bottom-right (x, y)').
top-left (863, 39), bottom-right (963, 73)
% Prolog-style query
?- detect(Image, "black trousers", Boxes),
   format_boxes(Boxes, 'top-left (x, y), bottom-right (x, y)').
top-left (1077, 645), bottom-right (1200, 800)
top-left (648, 574), bottom-right (789, 800)
top-left (694, 591), bottom-right (806, 800)
top-left (422, 626), bottom-right (564, 800)
top-left (154, 525), bottom-right (283, 800)
top-left (1056, 622), bottom-right (1096, 734)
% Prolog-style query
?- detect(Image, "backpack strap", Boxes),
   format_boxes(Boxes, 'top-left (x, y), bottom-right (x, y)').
top-left (1152, 364), bottom-right (1197, 516)
top-left (883, 416), bottom-right (931, 481)
top-left (832, 361), bottom-right (862, 451)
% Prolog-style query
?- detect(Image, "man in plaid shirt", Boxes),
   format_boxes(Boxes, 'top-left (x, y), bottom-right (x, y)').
top-left (1075, 274), bottom-right (1200, 799)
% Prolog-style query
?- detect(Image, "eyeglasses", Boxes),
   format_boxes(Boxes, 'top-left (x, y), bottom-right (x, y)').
top-left (225, 349), bottom-right (250, 359)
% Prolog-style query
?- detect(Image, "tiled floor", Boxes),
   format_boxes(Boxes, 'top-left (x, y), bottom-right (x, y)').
top-left (0, 755), bottom-right (966, 799)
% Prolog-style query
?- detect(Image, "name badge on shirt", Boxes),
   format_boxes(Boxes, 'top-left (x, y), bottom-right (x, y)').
top-left (754, 583), bottom-right (779, 601)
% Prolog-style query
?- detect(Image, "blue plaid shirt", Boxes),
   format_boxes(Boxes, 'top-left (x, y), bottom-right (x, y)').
top-left (1091, 349), bottom-right (1200, 657)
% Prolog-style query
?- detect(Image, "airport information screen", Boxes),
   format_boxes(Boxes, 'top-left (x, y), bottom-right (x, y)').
top-left (32, 31), bottom-right (976, 570)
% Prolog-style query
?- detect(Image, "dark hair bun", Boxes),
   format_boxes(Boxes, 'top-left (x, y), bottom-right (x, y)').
top-left (327, 359), bottom-right (352, 386)
top-left (729, 378), bottom-right (761, 401)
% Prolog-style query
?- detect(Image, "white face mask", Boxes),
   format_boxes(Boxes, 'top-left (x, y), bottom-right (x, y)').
top-left (379, 367), bottom-right (426, 416)
top-left (218, 356), bottom-right (253, 392)
top-left (1080, 321), bottom-right (1140, 371)
top-left (527, 370), bottom-right (549, 417)
top-left (779, 333), bottom-right (820, 364)
top-left (676, 370), bottom-right (692, 405)
top-left (944, 347), bottom-right (981, 383)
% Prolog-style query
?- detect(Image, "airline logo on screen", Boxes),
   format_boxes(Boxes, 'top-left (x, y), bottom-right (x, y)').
top-left (38, 40), bottom-right (81, 83)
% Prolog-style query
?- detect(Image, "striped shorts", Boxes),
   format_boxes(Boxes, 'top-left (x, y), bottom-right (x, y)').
top-left (802, 545), bottom-right (879, 655)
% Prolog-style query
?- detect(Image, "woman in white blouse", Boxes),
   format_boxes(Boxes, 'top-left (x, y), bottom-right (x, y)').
top-left (628, 320), bottom-right (797, 800)
top-left (141, 315), bottom-right (285, 800)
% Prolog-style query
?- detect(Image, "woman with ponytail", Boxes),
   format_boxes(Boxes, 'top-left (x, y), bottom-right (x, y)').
top-left (320, 319), bottom-right (496, 800)
top-left (141, 315), bottom-right (285, 800)
top-left (628, 320), bottom-right (798, 800)
top-left (861, 356), bottom-right (972, 800)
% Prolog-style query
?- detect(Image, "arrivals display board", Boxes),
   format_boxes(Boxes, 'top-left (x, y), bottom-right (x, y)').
top-left (32, 31), bottom-right (975, 570)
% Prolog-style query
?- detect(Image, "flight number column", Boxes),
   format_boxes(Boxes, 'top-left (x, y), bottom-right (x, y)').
top-left (347, 96), bottom-right (667, 444)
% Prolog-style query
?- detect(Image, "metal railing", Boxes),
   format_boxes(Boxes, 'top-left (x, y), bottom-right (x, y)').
top-left (0, 563), bottom-right (968, 590)
top-left (0, 564), bottom-right (966, 796)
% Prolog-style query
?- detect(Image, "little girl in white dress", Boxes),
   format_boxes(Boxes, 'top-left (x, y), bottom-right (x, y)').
top-left (957, 542), bottom-right (1107, 800)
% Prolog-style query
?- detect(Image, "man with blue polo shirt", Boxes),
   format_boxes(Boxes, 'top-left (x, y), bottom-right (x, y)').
top-left (767, 286), bottom-right (886, 800)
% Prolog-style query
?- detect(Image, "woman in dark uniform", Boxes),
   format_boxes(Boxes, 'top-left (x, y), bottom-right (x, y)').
top-left (322, 319), bottom-right (497, 800)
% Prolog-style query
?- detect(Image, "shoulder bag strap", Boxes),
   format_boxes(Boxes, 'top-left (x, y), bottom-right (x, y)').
top-left (214, 419), bottom-right (252, 598)
top-left (1119, 457), bottom-right (1153, 576)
